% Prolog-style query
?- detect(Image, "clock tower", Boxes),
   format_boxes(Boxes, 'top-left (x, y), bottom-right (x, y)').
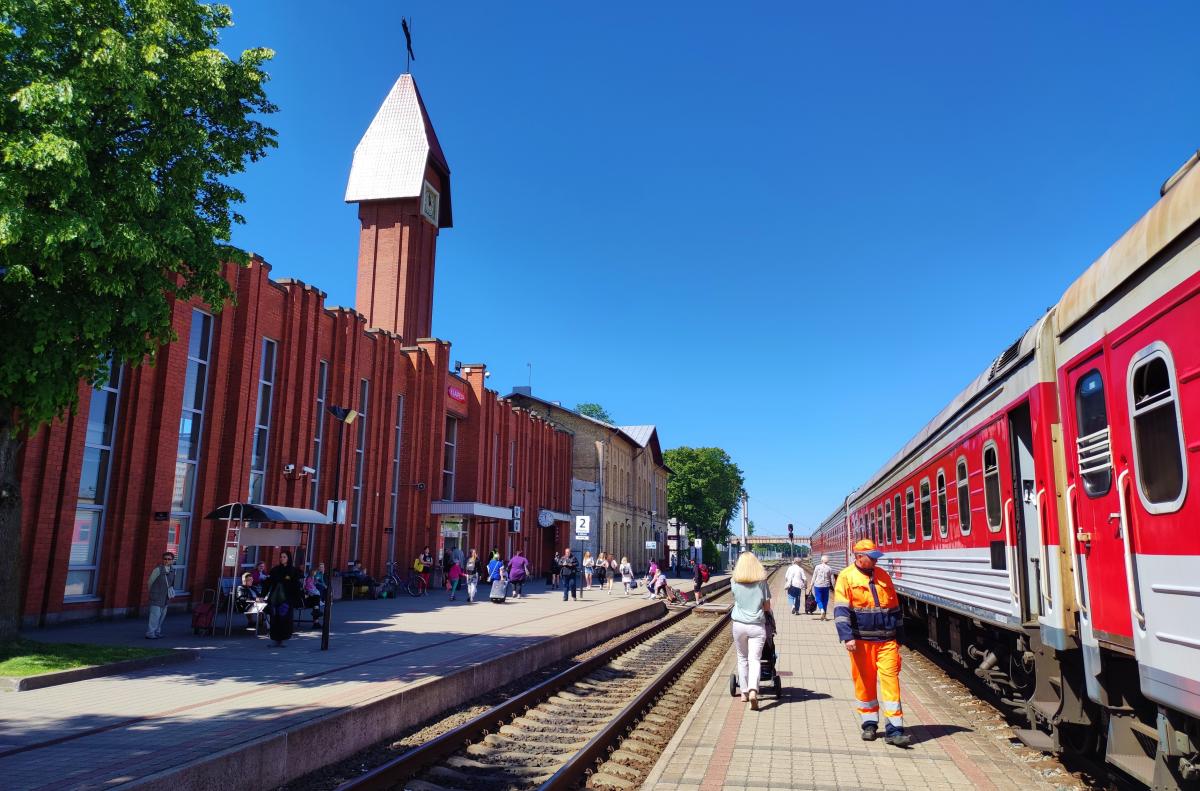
top-left (345, 73), bottom-right (452, 341)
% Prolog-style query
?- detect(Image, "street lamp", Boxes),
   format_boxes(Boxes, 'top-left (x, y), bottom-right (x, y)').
top-left (321, 404), bottom-right (358, 652)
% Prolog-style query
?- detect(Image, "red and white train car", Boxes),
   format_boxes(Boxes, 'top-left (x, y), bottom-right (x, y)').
top-left (825, 152), bottom-right (1200, 788)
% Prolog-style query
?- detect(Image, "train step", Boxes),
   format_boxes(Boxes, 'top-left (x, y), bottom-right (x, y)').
top-left (1014, 728), bottom-right (1055, 751)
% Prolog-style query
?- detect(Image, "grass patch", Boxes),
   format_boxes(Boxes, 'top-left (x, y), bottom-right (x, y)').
top-left (0, 638), bottom-right (172, 677)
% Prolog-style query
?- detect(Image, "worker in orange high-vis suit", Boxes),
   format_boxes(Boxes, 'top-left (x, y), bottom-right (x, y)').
top-left (833, 539), bottom-right (911, 748)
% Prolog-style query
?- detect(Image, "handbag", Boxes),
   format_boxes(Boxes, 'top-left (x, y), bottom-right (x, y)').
top-left (629, 578), bottom-right (638, 589)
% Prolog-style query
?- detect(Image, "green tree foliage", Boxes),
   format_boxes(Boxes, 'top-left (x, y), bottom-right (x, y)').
top-left (575, 402), bottom-right (614, 423)
top-left (664, 446), bottom-right (744, 549)
top-left (0, 0), bottom-right (277, 639)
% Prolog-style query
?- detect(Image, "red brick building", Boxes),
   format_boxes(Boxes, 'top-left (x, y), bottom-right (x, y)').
top-left (17, 73), bottom-right (573, 626)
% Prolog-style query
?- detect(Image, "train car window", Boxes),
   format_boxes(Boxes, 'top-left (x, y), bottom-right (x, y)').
top-left (884, 500), bottom-right (893, 544)
top-left (877, 506), bottom-right (884, 544)
top-left (956, 457), bottom-right (971, 535)
top-left (905, 488), bottom-right (916, 542)
top-left (867, 511), bottom-right (875, 543)
top-left (920, 479), bottom-right (932, 540)
top-left (1128, 344), bottom-right (1188, 512)
top-left (936, 470), bottom-right (948, 537)
top-left (983, 443), bottom-right (1002, 531)
top-left (1075, 369), bottom-right (1112, 497)
top-left (893, 495), bottom-right (901, 544)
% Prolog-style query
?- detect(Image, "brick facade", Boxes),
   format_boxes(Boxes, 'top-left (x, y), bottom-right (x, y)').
top-left (16, 73), bottom-right (573, 626)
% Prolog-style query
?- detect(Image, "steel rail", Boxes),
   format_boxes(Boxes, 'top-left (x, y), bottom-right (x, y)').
top-left (537, 603), bottom-right (732, 791)
top-left (335, 578), bottom-right (732, 791)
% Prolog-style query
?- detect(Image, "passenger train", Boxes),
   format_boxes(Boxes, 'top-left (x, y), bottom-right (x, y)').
top-left (811, 151), bottom-right (1200, 789)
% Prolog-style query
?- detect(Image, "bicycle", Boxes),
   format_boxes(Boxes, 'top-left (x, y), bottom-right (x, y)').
top-left (378, 562), bottom-right (404, 599)
top-left (405, 568), bottom-right (430, 597)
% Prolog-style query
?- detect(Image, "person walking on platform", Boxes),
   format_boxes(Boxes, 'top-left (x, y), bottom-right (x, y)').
top-left (692, 557), bottom-right (705, 605)
top-left (731, 551), bottom-right (772, 710)
top-left (834, 539), bottom-right (910, 747)
top-left (509, 550), bottom-right (530, 598)
top-left (812, 554), bottom-right (835, 620)
top-left (619, 556), bottom-right (634, 595)
top-left (264, 550), bottom-right (304, 648)
top-left (464, 549), bottom-right (481, 602)
top-left (558, 548), bottom-right (579, 601)
top-left (784, 557), bottom-right (807, 615)
top-left (145, 551), bottom-right (175, 639)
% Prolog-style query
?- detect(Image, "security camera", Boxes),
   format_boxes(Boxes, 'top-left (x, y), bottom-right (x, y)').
top-left (282, 463), bottom-right (296, 474)
top-left (301, 466), bottom-right (316, 476)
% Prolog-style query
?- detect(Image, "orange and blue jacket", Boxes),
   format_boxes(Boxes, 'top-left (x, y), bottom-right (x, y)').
top-left (833, 564), bottom-right (904, 643)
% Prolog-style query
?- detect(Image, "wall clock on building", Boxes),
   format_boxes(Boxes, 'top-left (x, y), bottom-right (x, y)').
top-left (421, 180), bottom-right (440, 227)
top-left (538, 509), bottom-right (555, 528)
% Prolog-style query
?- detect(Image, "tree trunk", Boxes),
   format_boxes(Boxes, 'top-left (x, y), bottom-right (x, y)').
top-left (0, 408), bottom-right (23, 642)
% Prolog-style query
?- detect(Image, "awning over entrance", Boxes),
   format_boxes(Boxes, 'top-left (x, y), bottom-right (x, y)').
top-left (431, 501), bottom-right (514, 520)
top-left (205, 503), bottom-right (332, 524)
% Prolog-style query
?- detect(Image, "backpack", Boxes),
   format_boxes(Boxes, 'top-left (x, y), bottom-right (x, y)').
top-left (699, 564), bottom-right (710, 583)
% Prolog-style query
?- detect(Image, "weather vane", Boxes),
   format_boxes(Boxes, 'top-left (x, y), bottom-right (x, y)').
top-left (402, 17), bottom-right (415, 73)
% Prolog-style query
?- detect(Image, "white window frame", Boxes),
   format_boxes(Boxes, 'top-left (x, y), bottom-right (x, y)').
top-left (169, 308), bottom-right (212, 590)
top-left (936, 469), bottom-right (948, 538)
top-left (919, 477), bottom-right (932, 540)
top-left (956, 456), bottom-right (972, 535)
top-left (884, 498), bottom-right (893, 545)
top-left (442, 416), bottom-right (458, 501)
top-left (1127, 341), bottom-right (1189, 514)
top-left (983, 441), bottom-right (1003, 533)
top-left (350, 378), bottom-right (369, 559)
top-left (905, 487), bottom-right (916, 543)
top-left (68, 360), bottom-right (123, 600)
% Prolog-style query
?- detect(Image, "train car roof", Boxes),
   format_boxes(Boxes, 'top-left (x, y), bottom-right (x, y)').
top-left (848, 313), bottom-right (1047, 504)
top-left (1055, 152), bottom-right (1200, 336)
top-left (816, 502), bottom-right (848, 532)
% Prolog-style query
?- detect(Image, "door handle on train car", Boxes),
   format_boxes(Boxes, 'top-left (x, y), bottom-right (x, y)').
top-left (1116, 469), bottom-right (1146, 630)
top-left (1003, 497), bottom-right (1018, 604)
top-left (1036, 488), bottom-right (1052, 611)
top-left (1065, 484), bottom-right (1089, 618)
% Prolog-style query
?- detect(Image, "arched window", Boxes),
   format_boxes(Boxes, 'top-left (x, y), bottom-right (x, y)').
top-left (983, 443), bottom-right (1002, 531)
top-left (1128, 343), bottom-right (1188, 512)
top-left (956, 457), bottom-right (971, 535)
top-left (936, 470), bottom-right (948, 538)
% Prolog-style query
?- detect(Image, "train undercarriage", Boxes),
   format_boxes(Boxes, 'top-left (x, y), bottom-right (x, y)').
top-left (903, 596), bottom-right (1200, 789)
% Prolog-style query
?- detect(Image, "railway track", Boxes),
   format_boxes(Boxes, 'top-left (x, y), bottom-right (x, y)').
top-left (334, 571), bottom-right (773, 791)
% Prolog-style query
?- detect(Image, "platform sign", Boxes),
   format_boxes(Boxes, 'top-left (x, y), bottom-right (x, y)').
top-left (694, 538), bottom-right (703, 549)
top-left (645, 540), bottom-right (657, 550)
top-left (575, 515), bottom-right (590, 537)
top-left (326, 499), bottom-right (347, 525)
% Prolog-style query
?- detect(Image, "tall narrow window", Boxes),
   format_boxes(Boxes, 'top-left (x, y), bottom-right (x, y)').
top-left (248, 339), bottom-right (276, 505)
top-left (1128, 344), bottom-right (1188, 512)
top-left (867, 511), bottom-right (875, 544)
top-left (876, 506), bottom-right (884, 544)
top-left (884, 499), bottom-right (893, 544)
top-left (893, 495), bottom-right (901, 544)
top-left (905, 488), bottom-right (916, 542)
top-left (936, 470), bottom-right (948, 538)
top-left (508, 440), bottom-right (516, 490)
top-left (983, 443), bottom-right (1002, 531)
top-left (442, 416), bottom-right (458, 500)
top-left (919, 479), bottom-right (932, 540)
top-left (956, 458), bottom-right (972, 535)
top-left (388, 395), bottom-right (405, 563)
top-left (310, 361), bottom-right (328, 510)
top-left (350, 379), bottom-right (369, 559)
top-left (68, 359), bottom-right (123, 599)
top-left (169, 309), bottom-right (212, 590)
top-left (1075, 369), bottom-right (1112, 497)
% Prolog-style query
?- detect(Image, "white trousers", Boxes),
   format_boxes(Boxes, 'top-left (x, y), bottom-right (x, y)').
top-left (733, 621), bottom-right (767, 693)
top-left (146, 604), bottom-right (167, 637)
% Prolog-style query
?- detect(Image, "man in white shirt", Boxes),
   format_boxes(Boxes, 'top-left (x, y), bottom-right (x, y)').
top-left (811, 555), bottom-right (836, 620)
top-left (784, 557), bottom-right (807, 615)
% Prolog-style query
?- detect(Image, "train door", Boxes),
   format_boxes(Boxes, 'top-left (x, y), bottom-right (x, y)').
top-left (1063, 358), bottom-right (1134, 647)
top-left (1008, 404), bottom-right (1041, 622)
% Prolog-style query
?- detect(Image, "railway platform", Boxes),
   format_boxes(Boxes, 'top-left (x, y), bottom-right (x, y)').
top-left (0, 575), bottom-right (724, 791)
top-left (643, 574), bottom-right (1082, 791)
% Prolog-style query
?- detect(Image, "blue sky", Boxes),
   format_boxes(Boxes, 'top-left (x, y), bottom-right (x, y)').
top-left (220, 2), bottom-right (1200, 535)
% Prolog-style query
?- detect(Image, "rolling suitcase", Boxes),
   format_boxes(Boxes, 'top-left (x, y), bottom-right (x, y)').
top-left (804, 592), bottom-right (818, 614)
top-left (192, 588), bottom-right (217, 635)
top-left (489, 579), bottom-right (508, 603)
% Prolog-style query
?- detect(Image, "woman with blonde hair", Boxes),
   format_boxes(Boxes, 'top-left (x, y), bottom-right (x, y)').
top-left (731, 551), bottom-right (772, 709)
top-left (582, 550), bottom-right (595, 589)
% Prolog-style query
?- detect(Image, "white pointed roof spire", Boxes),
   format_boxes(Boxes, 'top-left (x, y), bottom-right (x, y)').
top-left (345, 73), bottom-right (452, 226)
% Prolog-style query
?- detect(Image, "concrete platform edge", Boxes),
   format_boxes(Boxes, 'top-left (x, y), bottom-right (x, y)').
top-left (124, 600), bottom-right (668, 791)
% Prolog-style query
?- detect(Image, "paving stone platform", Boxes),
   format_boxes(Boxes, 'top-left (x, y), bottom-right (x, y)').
top-left (1, 576), bottom-right (717, 791)
top-left (643, 572), bottom-right (1078, 791)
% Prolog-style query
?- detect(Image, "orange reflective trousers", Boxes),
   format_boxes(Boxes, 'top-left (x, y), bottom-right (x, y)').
top-left (849, 639), bottom-right (903, 729)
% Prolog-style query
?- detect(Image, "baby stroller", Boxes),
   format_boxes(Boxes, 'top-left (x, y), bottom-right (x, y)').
top-left (730, 610), bottom-right (782, 697)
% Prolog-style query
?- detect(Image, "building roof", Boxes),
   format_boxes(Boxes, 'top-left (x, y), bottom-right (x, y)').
top-left (619, 425), bottom-right (655, 447)
top-left (344, 73), bottom-right (453, 227)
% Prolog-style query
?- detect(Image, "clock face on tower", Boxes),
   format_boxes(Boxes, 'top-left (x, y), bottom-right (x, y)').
top-left (420, 180), bottom-right (440, 227)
